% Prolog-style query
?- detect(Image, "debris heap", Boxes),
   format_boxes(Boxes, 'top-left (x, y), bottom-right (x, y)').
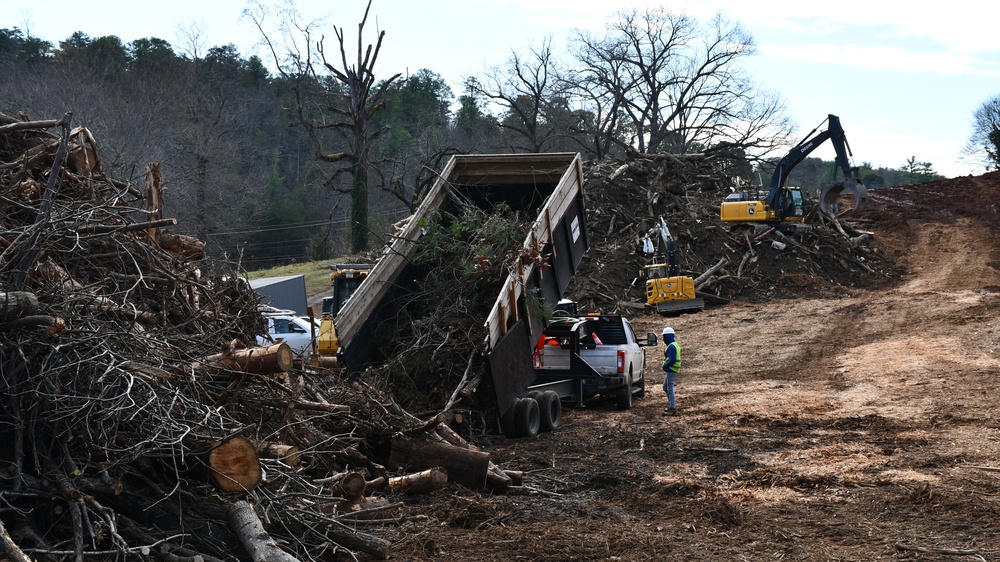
top-left (567, 153), bottom-right (901, 312)
top-left (0, 112), bottom-right (516, 562)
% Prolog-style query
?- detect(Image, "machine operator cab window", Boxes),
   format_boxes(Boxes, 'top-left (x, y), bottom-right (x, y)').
top-left (778, 188), bottom-right (805, 218)
top-left (553, 299), bottom-right (579, 317)
top-left (645, 265), bottom-right (668, 280)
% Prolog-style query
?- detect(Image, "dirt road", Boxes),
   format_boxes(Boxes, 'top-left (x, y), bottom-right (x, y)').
top-left (389, 176), bottom-right (1000, 561)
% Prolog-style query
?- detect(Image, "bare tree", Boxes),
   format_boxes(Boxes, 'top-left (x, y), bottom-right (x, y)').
top-left (248, 0), bottom-right (400, 252)
top-left (475, 37), bottom-right (570, 153)
top-left (569, 8), bottom-right (792, 160)
top-left (963, 95), bottom-right (1000, 171)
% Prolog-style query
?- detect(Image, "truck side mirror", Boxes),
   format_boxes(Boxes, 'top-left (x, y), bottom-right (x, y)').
top-left (647, 333), bottom-right (658, 346)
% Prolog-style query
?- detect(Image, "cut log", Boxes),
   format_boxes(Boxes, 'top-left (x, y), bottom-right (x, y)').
top-left (387, 467), bottom-right (448, 495)
top-left (434, 424), bottom-right (512, 491)
top-left (205, 340), bottom-right (293, 374)
top-left (693, 257), bottom-right (729, 286)
top-left (228, 500), bottom-right (302, 562)
top-left (158, 231), bottom-right (207, 259)
top-left (314, 471), bottom-right (367, 501)
top-left (259, 443), bottom-right (301, 468)
top-left (0, 291), bottom-right (39, 321)
top-left (389, 437), bottom-right (489, 490)
top-left (335, 496), bottom-right (395, 520)
top-left (0, 314), bottom-right (65, 334)
top-left (504, 470), bottom-right (524, 486)
top-left (209, 436), bottom-right (263, 493)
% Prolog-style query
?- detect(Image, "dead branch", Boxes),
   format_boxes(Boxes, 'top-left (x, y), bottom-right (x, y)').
top-left (228, 501), bottom-right (302, 562)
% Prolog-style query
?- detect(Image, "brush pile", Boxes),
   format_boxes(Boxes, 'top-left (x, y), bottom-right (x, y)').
top-left (0, 112), bottom-right (514, 562)
top-left (567, 153), bottom-right (901, 312)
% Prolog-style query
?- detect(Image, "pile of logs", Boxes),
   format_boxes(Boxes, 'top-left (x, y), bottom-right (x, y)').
top-left (0, 112), bottom-right (520, 561)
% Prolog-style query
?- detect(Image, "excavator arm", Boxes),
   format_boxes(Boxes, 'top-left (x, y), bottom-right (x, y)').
top-left (641, 216), bottom-right (704, 314)
top-left (654, 216), bottom-right (679, 277)
top-left (767, 114), bottom-right (867, 214)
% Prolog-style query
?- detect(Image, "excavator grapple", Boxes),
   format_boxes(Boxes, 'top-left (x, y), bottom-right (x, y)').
top-left (819, 179), bottom-right (868, 215)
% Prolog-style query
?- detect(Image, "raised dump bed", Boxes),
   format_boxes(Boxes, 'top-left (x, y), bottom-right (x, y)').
top-left (335, 153), bottom-right (589, 434)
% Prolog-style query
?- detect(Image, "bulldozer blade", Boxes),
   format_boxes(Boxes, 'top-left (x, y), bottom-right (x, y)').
top-left (654, 297), bottom-right (705, 314)
top-left (820, 180), bottom-right (868, 214)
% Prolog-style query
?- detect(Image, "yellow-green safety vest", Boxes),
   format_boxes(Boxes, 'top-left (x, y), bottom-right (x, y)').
top-left (663, 341), bottom-right (681, 373)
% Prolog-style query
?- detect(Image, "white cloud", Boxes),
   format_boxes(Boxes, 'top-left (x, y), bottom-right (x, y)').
top-left (760, 43), bottom-right (1000, 77)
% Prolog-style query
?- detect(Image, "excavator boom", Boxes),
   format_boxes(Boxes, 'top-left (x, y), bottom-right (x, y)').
top-left (721, 114), bottom-right (868, 225)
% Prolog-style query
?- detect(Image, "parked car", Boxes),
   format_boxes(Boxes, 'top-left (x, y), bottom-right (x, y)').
top-left (257, 314), bottom-right (321, 358)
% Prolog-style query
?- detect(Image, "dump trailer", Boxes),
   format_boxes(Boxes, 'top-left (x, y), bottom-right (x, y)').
top-left (249, 275), bottom-right (308, 316)
top-left (334, 153), bottom-right (589, 436)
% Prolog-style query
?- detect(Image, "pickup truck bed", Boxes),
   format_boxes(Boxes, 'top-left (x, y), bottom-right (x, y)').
top-left (532, 314), bottom-right (652, 409)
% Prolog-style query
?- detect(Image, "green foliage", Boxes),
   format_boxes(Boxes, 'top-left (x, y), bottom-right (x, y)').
top-left (242, 151), bottom-right (314, 267)
top-left (413, 204), bottom-right (527, 308)
top-left (380, 204), bottom-right (528, 409)
top-left (0, 28), bottom-right (52, 65)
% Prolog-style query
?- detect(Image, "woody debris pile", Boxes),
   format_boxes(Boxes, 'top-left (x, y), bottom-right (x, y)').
top-left (0, 112), bottom-right (520, 562)
top-left (568, 153), bottom-right (898, 312)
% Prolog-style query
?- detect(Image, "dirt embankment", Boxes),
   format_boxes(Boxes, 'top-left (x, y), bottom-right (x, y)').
top-left (388, 171), bottom-right (1000, 561)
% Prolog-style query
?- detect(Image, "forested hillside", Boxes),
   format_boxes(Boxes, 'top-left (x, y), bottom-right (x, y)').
top-left (0, 6), bottom-right (944, 270)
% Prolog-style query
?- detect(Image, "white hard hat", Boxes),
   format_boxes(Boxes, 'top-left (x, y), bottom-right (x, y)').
top-left (662, 327), bottom-right (674, 336)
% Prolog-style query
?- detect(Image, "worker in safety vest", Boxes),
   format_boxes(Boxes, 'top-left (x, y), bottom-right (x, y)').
top-left (661, 327), bottom-right (681, 416)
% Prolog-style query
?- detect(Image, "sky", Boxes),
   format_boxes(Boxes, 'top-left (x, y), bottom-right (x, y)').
top-left (6, 0), bottom-right (1000, 178)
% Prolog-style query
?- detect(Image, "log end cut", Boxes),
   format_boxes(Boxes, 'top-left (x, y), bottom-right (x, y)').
top-left (209, 436), bottom-right (263, 492)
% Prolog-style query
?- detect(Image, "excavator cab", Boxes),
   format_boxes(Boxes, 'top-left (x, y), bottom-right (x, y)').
top-left (720, 187), bottom-right (804, 224)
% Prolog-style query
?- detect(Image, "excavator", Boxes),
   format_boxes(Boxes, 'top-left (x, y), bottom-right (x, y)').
top-left (720, 114), bottom-right (868, 227)
top-left (640, 216), bottom-right (705, 314)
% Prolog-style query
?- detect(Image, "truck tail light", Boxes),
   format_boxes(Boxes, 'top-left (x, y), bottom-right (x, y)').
top-left (533, 350), bottom-right (543, 368)
top-left (617, 350), bottom-right (625, 373)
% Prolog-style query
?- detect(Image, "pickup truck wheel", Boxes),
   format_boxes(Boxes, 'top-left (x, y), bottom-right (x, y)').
top-left (537, 390), bottom-right (562, 432)
top-left (637, 371), bottom-right (646, 398)
top-left (616, 379), bottom-right (633, 410)
top-left (514, 397), bottom-right (541, 438)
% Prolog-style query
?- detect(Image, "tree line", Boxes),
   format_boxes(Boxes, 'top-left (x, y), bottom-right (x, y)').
top-left (0, 3), bottom-right (965, 268)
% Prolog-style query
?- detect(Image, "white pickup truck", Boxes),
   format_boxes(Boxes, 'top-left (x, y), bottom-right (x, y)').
top-left (532, 313), bottom-right (656, 410)
top-left (257, 313), bottom-right (321, 358)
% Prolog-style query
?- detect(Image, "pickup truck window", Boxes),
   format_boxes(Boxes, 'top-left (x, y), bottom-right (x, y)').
top-left (539, 315), bottom-right (631, 346)
top-left (586, 317), bottom-right (627, 346)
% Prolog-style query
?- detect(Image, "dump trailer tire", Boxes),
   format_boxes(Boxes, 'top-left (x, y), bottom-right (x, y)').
top-left (537, 390), bottom-right (562, 432)
top-left (514, 397), bottom-right (541, 438)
